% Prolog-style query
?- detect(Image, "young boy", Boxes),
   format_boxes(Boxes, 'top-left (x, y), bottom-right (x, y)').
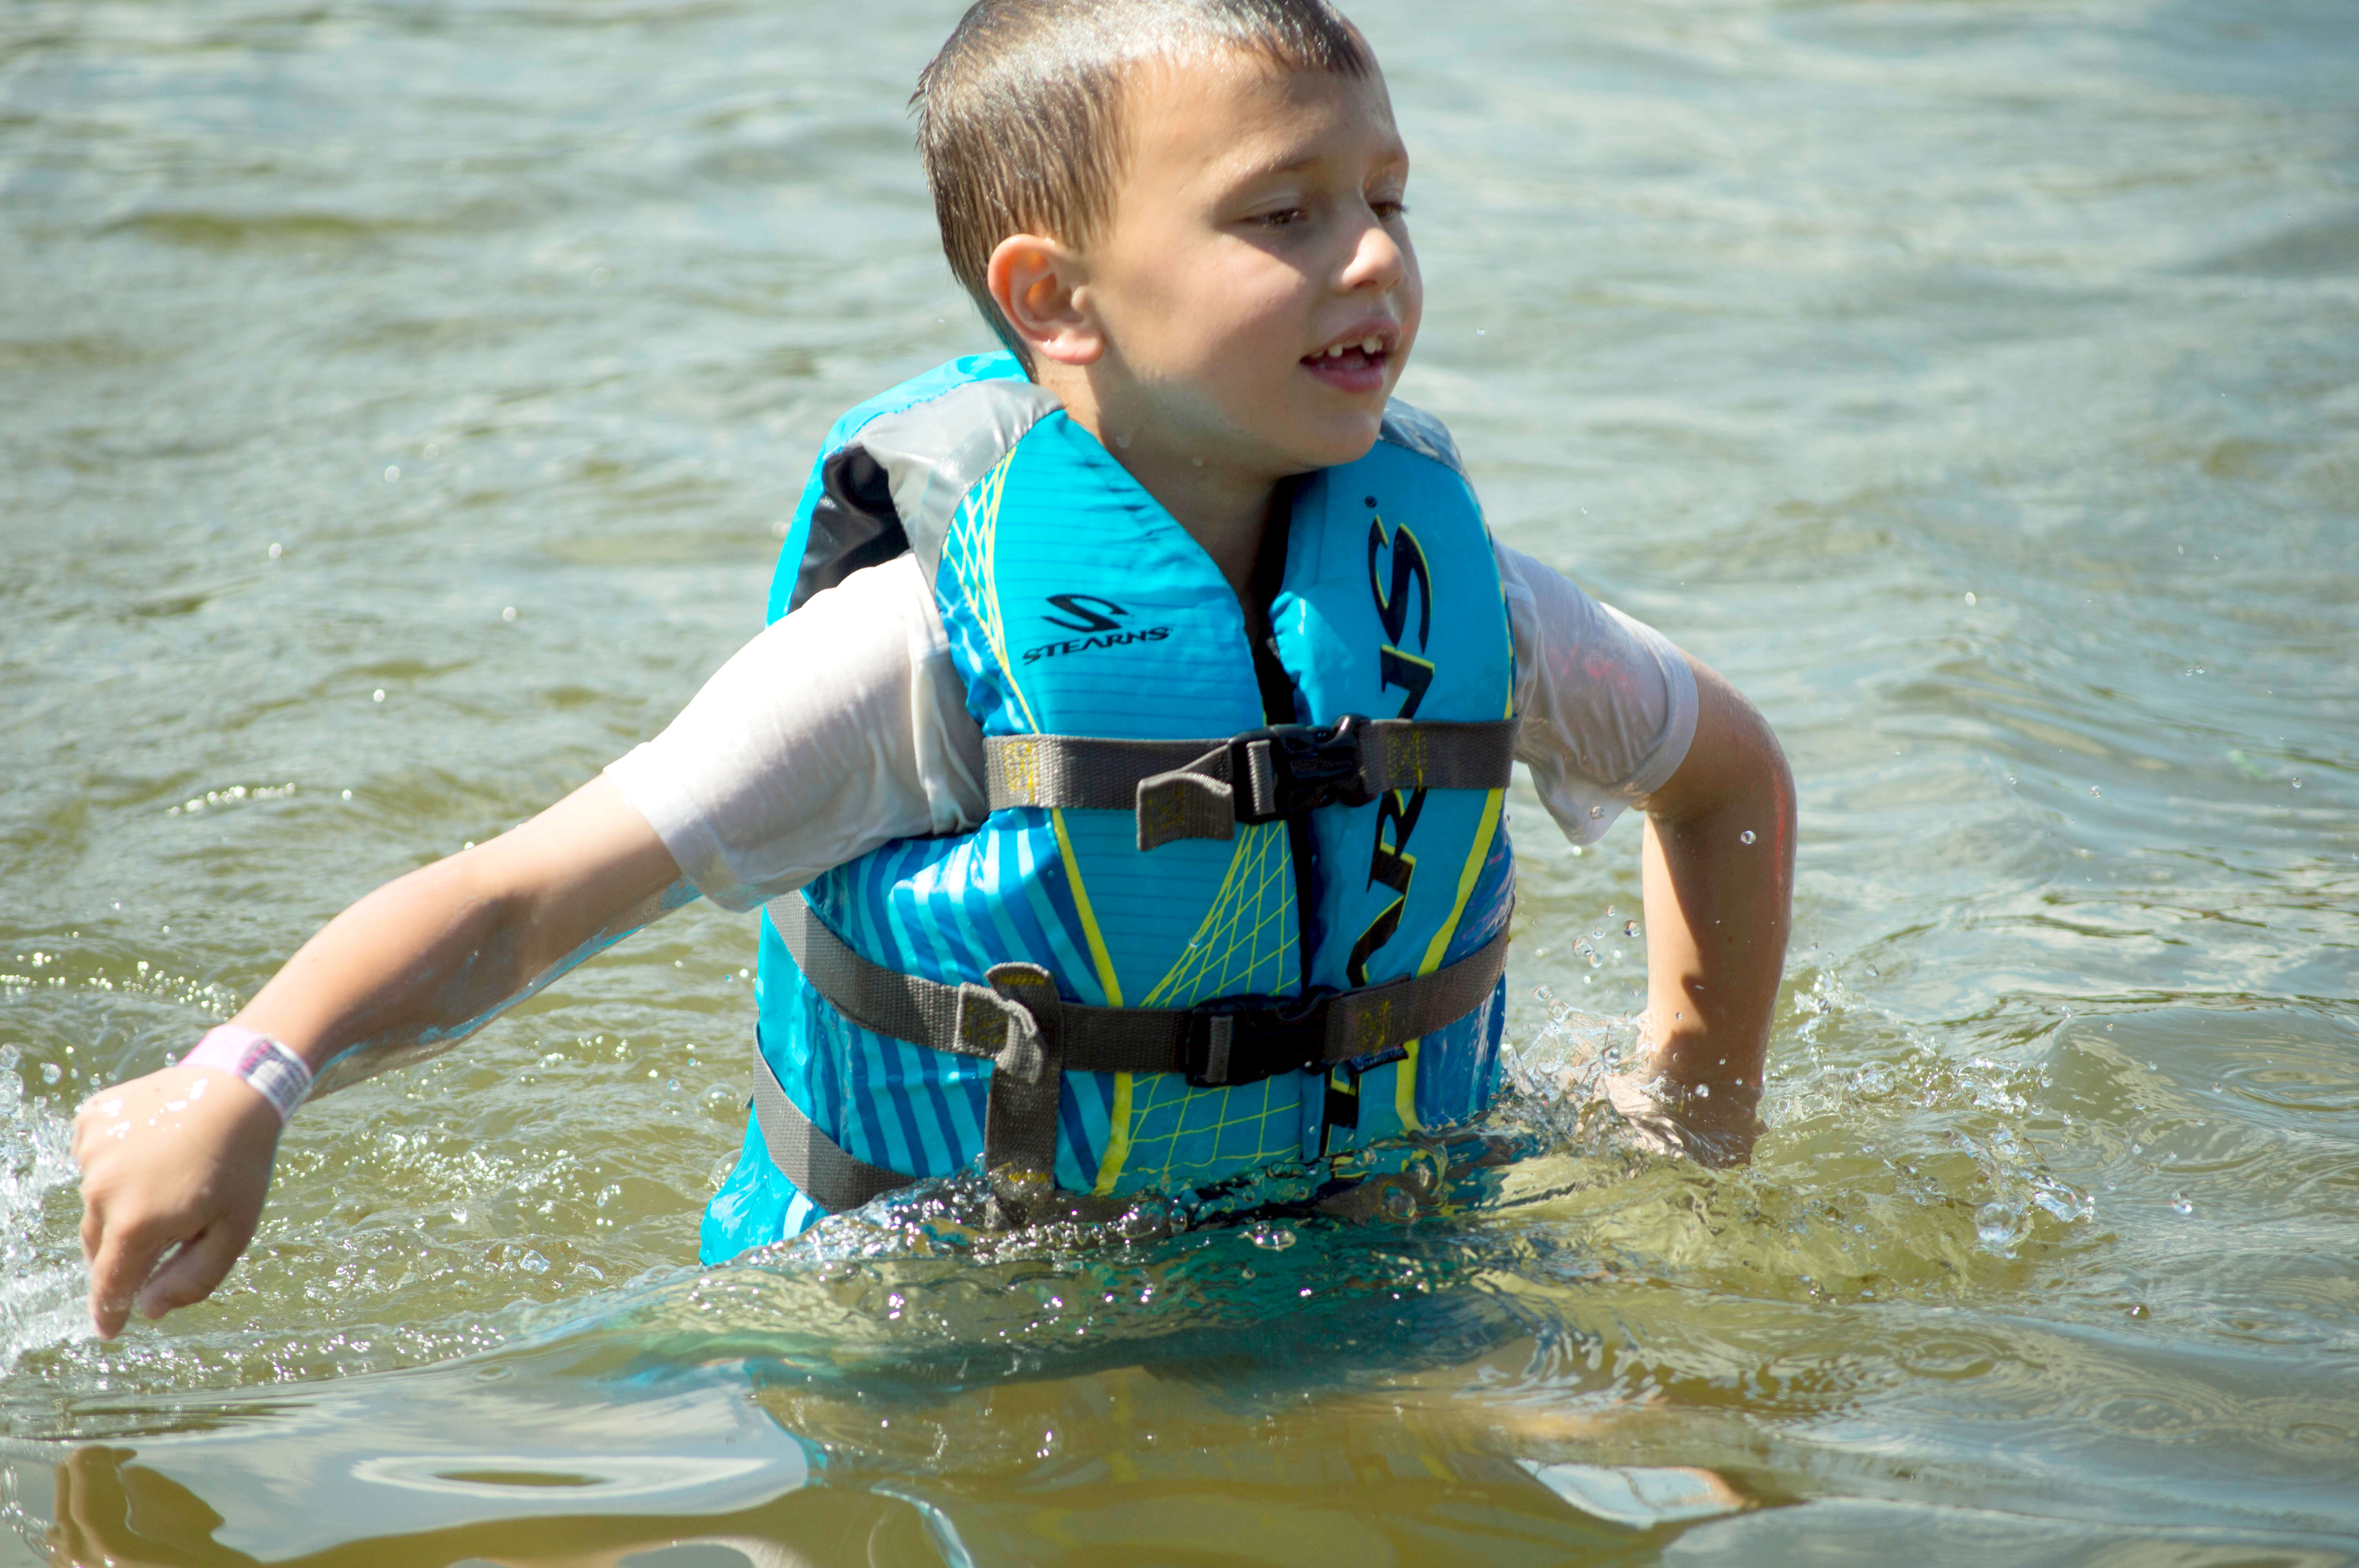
top-left (72, 0), bottom-right (1794, 1339)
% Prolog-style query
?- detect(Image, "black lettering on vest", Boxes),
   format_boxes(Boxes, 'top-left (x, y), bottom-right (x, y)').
top-left (1348, 512), bottom-right (1442, 988)
top-left (1345, 895), bottom-right (1405, 989)
top-left (1042, 593), bottom-right (1129, 634)
top-left (1366, 787), bottom-right (1426, 896)
top-left (1367, 520), bottom-right (1432, 650)
top-left (1378, 645), bottom-right (1435, 720)
top-left (1348, 787), bottom-right (1426, 985)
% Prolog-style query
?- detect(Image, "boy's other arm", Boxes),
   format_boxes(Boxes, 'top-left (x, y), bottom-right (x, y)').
top-left (73, 776), bottom-right (684, 1339)
top-left (1494, 540), bottom-right (1793, 1162)
top-left (1633, 655), bottom-right (1796, 1162)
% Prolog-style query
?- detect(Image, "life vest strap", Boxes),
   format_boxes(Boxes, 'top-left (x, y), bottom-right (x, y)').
top-left (749, 1043), bottom-right (911, 1215)
top-left (757, 897), bottom-right (1512, 1212)
top-left (986, 716), bottom-right (1519, 851)
top-left (777, 896), bottom-right (1506, 1084)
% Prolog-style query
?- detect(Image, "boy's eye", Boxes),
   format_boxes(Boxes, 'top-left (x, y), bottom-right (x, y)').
top-left (1373, 199), bottom-right (1409, 222)
top-left (1255, 206), bottom-right (1309, 228)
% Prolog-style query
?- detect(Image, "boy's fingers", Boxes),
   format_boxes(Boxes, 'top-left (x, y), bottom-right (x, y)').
top-left (134, 1225), bottom-right (245, 1320)
top-left (86, 1220), bottom-right (178, 1341)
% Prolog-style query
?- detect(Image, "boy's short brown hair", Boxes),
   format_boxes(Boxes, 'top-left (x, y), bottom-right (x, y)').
top-left (914, 0), bottom-right (1372, 367)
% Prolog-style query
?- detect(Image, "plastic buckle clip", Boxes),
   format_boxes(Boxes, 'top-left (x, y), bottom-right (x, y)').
top-left (1229, 714), bottom-right (1375, 824)
top-left (1183, 993), bottom-right (1330, 1088)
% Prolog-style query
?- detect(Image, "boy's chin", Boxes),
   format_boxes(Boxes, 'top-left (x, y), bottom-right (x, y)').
top-left (1278, 410), bottom-right (1389, 474)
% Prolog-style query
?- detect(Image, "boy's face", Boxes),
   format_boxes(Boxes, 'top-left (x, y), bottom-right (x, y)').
top-left (1061, 49), bottom-right (1421, 484)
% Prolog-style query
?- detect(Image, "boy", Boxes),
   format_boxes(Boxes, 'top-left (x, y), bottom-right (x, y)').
top-left (73, 0), bottom-right (1793, 1339)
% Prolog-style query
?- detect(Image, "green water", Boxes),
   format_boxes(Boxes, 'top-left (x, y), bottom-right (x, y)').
top-left (4, 0), bottom-right (2357, 1560)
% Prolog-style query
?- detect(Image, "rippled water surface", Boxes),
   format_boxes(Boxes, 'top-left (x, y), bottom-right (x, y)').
top-left (4, 0), bottom-right (2357, 1561)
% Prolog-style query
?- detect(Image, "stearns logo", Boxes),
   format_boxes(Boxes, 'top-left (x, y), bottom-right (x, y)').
top-left (1022, 594), bottom-right (1172, 664)
top-left (1347, 511), bottom-right (1436, 986)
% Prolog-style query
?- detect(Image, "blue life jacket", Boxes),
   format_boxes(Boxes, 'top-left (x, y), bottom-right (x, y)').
top-left (701, 353), bottom-right (1517, 1262)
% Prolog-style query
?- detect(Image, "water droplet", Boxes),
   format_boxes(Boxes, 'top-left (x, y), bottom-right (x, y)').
top-left (41, 1062), bottom-right (62, 1084)
top-left (1739, 830), bottom-right (1756, 845)
top-left (1248, 1224), bottom-right (1296, 1251)
top-left (1693, 1083), bottom-right (1710, 1099)
top-left (372, 689), bottom-right (385, 703)
top-left (2090, 785), bottom-right (2102, 798)
top-left (1533, 984), bottom-right (1553, 1003)
top-left (267, 541), bottom-right (283, 559)
top-left (1963, 591), bottom-right (1976, 605)
top-left (2291, 778), bottom-right (2302, 789)
top-left (1624, 921), bottom-right (1639, 938)
top-left (1588, 805), bottom-right (1604, 819)
top-left (383, 465), bottom-right (401, 483)
top-left (1378, 1184), bottom-right (1416, 1222)
top-left (502, 606), bottom-right (518, 622)
top-left (1976, 1201), bottom-right (2024, 1251)
top-left (2170, 1192), bottom-right (2193, 1215)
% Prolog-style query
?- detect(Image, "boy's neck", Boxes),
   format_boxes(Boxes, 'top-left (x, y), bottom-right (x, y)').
top-left (1043, 363), bottom-right (1283, 604)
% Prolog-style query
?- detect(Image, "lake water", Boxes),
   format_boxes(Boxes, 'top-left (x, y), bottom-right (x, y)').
top-left (4, 0), bottom-right (2356, 1561)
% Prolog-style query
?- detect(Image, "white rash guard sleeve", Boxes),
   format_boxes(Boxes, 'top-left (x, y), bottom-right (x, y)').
top-left (605, 539), bottom-right (1696, 908)
top-left (1493, 541), bottom-right (1699, 846)
top-left (604, 554), bottom-right (988, 911)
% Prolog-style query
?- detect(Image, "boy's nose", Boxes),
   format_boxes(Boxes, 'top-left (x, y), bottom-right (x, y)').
top-left (1339, 207), bottom-right (1408, 295)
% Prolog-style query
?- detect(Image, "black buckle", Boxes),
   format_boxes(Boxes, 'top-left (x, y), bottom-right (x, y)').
top-left (1183, 993), bottom-right (1331, 1088)
top-left (1228, 714), bottom-right (1375, 824)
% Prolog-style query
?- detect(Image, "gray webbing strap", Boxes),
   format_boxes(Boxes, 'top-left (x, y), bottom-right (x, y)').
top-left (986, 736), bottom-right (1211, 813)
top-left (978, 963), bottom-right (1064, 1178)
top-left (984, 719), bottom-right (1519, 851)
top-left (748, 1046), bottom-right (911, 1213)
top-left (775, 898), bottom-right (1510, 1079)
top-left (756, 901), bottom-right (1513, 1213)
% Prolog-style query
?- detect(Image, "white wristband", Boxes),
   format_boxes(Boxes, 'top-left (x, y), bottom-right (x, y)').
top-left (183, 1024), bottom-right (314, 1124)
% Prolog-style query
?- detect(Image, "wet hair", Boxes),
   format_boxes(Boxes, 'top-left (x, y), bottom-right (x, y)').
top-left (914, 0), bottom-right (1374, 367)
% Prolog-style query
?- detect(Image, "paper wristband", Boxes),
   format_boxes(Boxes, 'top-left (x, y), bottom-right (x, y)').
top-left (183, 1025), bottom-right (314, 1124)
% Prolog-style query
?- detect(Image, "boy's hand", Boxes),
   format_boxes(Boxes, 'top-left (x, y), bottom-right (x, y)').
top-left (73, 1065), bottom-right (282, 1339)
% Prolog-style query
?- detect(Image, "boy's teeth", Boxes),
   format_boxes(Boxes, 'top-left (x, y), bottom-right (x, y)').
top-left (1361, 337), bottom-right (1381, 354)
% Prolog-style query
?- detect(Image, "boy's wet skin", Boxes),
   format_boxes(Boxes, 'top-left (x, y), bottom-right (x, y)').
top-left (994, 46), bottom-right (1420, 595)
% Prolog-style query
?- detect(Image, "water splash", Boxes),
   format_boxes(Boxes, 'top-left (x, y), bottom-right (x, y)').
top-left (0, 1044), bottom-right (89, 1368)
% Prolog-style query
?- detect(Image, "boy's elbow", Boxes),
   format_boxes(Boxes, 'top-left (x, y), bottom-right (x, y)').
top-left (1645, 655), bottom-right (1794, 834)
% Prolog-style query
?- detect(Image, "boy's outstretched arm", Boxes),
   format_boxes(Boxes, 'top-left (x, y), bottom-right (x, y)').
top-left (1628, 656), bottom-right (1796, 1162)
top-left (73, 775), bottom-right (685, 1339)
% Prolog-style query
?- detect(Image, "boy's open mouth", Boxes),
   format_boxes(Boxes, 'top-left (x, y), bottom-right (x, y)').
top-left (1302, 333), bottom-right (1391, 392)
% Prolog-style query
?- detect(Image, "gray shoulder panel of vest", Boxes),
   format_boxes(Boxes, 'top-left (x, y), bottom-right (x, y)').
top-left (1377, 397), bottom-right (1468, 477)
top-left (854, 379), bottom-right (1062, 584)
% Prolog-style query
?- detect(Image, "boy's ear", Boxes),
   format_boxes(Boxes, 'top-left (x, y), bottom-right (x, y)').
top-left (987, 233), bottom-right (1102, 368)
